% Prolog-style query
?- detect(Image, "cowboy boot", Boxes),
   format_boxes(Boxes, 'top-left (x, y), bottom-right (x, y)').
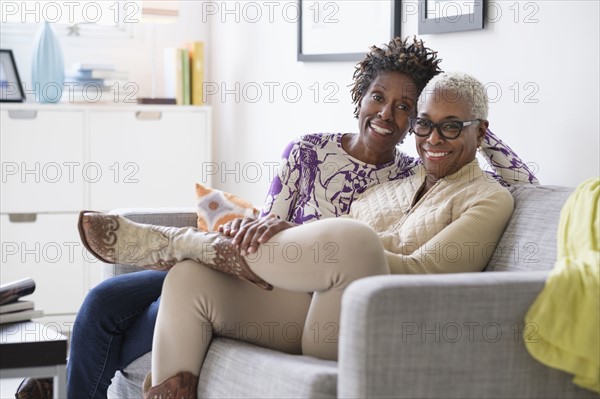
top-left (78, 211), bottom-right (272, 290)
top-left (142, 371), bottom-right (198, 399)
top-left (15, 378), bottom-right (52, 399)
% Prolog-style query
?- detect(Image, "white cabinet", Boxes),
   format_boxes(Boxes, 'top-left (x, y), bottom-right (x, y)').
top-left (88, 108), bottom-right (211, 210)
top-left (0, 108), bottom-right (85, 213)
top-left (0, 103), bottom-right (211, 319)
top-left (0, 213), bottom-right (88, 314)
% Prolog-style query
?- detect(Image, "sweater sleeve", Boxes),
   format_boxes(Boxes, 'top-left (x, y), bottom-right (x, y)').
top-left (259, 139), bottom-right (301, 221)
top-left (479, 128), bottom-right (540, 186)
top-left (386, 189), bottom-right (514, 274)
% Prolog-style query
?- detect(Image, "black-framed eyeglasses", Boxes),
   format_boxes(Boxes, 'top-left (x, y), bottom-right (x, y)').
top-left (409, 117), bottom-right (481, 140)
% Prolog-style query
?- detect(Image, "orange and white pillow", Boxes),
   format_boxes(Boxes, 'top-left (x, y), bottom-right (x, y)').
top-left (195, 183), bottom-right (259, 232)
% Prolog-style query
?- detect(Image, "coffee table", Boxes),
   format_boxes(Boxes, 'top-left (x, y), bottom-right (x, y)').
top-left (0, 321), bottom-right (67, 398)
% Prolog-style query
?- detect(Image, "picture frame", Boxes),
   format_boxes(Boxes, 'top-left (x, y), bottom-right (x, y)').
top-left (418, 0), bottom-right (484, 34)
top-left (0, 49), bottom-right (25, 102)
top-left (298, 0), bottom-right (402, 62)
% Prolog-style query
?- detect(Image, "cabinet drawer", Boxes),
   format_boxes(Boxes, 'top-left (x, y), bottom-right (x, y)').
top-left (0, 109), bottom-right (85, 213)
top-left (89, 109), bottom-right (211, 210)
top-left (0, 213), bottom-right (93, 314)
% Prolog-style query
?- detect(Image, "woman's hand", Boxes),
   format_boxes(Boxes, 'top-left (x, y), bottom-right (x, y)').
top-left (218, 217), bottom-right (248, 237)
top-left (219, 215), bottom-right (297, 255)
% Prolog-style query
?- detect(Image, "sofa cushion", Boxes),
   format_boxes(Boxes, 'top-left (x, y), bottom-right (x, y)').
top-left (108, 338), bottom-right (337, 399)
top-left (485, 185), bottom-right (574, 272)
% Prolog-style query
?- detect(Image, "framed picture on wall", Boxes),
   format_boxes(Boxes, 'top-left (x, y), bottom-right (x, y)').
top-left (298, 0), bottom-right (402, 62)
top-left (0, 49), bottom-right (25, 102)
top-left (418, 0), bottom-right (484, 34)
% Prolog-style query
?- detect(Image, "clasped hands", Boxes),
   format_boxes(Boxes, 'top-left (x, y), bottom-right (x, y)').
top-left (218, 214), bottom-right (297, 256)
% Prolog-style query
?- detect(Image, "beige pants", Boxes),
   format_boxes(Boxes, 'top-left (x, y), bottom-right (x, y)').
top-left (151, 218), bottom-right (389, 384)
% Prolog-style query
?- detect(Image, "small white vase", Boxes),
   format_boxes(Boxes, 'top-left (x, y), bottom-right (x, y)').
top-left (31, 21), bottom-right (65, 103)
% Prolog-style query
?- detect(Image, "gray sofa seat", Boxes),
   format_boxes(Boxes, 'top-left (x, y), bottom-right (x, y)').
top-left (112, 338), bottom-right (337, 399)
top-left (106, 185), bottom-right (598, 398)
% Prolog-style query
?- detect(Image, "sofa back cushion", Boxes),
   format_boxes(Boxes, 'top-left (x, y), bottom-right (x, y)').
top-left (484, 185), bottom-right (574, 272)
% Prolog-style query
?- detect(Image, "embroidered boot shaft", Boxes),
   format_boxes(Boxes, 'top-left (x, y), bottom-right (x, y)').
top-left (78, 211), bottom-right (272, 290)
top-left (142, 372), bottom-right (198, 399)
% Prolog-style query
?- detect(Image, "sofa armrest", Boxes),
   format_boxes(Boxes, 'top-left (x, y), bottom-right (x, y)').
top-left (100, 208), bottom-right (197, 280)
top-left (338, 271), bottom-right (594, 399)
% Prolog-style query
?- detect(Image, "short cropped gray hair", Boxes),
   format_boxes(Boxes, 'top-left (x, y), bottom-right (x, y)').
top-left (418, 72), bottom-right (488, 120)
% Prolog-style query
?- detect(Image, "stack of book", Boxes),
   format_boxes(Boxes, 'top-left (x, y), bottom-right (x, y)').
top-left (164, 41), bottom-right (204, 105)
top-left (0, 278), bottom-right (43, 324)
top-left (63, 63), bottom-right (131, 103)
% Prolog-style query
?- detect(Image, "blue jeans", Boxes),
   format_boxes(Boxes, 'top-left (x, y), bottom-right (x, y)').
top-left (67, 270), bottom-right (167, 399)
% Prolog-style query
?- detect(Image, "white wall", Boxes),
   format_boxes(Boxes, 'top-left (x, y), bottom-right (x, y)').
top-left (2, 1), bottom-right (598, 207)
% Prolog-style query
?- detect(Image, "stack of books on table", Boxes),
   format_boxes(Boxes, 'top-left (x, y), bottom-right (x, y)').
top-left (63, 63), bottom-right (134, 104)
top-left (0, 278), bottom-right (43, 324)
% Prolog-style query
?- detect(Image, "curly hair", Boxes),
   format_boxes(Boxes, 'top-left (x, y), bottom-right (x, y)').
top-left (351, 36), bottom-right (442, 118)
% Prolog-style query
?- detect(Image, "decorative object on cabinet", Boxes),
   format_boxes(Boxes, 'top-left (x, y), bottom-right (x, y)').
top-left (418, 0), bottom-right (485, 34)
top-left (0, 49), bottom-right (25, 102)
top-left (63, 63), bottom-right (134, 104)
top-left (298, 0), bottom-right (401, 62)
top-left (31, 21), bottom-right (65, 103)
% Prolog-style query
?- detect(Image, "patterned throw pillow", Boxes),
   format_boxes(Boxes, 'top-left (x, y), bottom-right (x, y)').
top-left (195, 183), bottom-right (259, 232)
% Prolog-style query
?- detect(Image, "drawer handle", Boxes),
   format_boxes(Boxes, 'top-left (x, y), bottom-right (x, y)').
top-left (8, 213), bottom-right (37, 223)
top-left (8, 110), bottom-right (38, 119)
top-left (135, 111), bottom-right (162, 120)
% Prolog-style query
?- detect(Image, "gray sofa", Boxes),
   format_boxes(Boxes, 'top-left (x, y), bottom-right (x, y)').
top-left (106, 185), bottom-right (598, 398)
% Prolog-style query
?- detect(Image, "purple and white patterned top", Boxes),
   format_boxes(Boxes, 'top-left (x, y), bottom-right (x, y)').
top-left (260, 131), bottom-right (538, 224)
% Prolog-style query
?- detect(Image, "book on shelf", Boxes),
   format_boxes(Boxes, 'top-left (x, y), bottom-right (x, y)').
top-left (164, 41), bottom-right (204, 106)
top-left (0, 309), bottom-right (44, 324)
top-left (0, 277), bottom-right (35, 305)
top-left (174, 48), bottom-right (185, 105)
top-left (66, 63), bottom-right (131, 100)
top-left (189, 41), bottom-right (204, 105)
top-left (181, 47), bottom-right (191, 105)
top-left (0, 299), bottom-right (34, 314)
top-left (174, 47), bottom-right (190, 105)
top-left (137, 97), bottom-right (176, 105)
top-left (71, 62), bottom-right (116, 71)
top-left (164, 47), bottom-right (178, 99)
top-left (0, 278), bottom-right (43, 324)
top-left (67, 69), bottom-right (129, 80)
top-left (64, 75), bottom-right (105, 85)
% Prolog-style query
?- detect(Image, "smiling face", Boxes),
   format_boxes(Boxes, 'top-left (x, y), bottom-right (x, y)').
top-left (416, 89), bottom-right (487, 183)
top-left (354, 71), bottom-right (419, 164)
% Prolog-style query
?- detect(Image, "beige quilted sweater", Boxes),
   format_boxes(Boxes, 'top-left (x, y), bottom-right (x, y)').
top-left (349, 160), bottom-right (514, 274)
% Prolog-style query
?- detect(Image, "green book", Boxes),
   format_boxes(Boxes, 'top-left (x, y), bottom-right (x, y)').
top-left (181, 48), bottom-right (191, 105)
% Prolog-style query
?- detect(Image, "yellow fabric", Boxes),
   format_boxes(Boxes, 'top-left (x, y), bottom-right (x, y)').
top-left (525, 177), bottom-right (600, 393)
